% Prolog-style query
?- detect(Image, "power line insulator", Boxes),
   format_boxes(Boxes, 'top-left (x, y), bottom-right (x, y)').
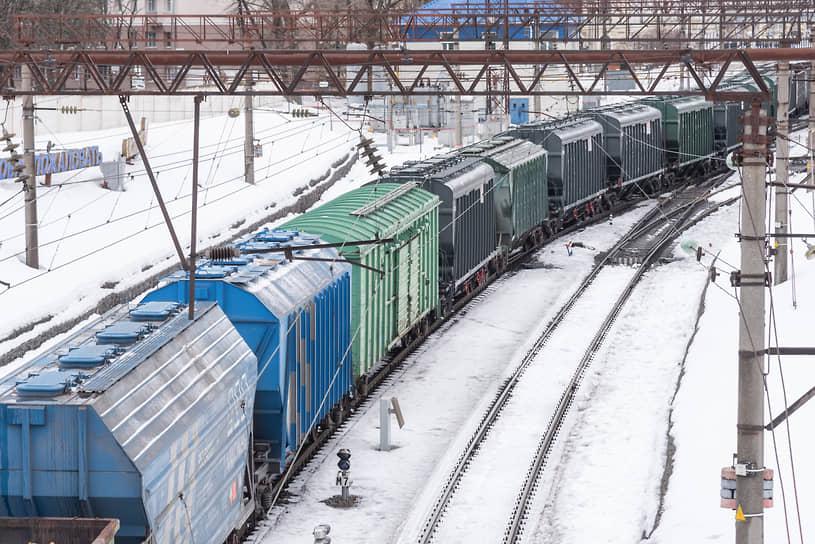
top-left (207, 245), bottom-right (240, 261)
top-left (357, 136), bottom-right (386, 176)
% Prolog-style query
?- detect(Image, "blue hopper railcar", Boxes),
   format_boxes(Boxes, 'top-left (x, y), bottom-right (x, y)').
top-left (0, 301), bottom-right (257, 543)
top-left (145, 230), bottom-right (353, 476)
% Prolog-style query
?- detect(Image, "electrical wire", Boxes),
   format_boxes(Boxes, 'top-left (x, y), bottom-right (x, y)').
top-left (0, 120), bottom-right (351, 246)
top-left (0, 135), bottom-right (358, 287)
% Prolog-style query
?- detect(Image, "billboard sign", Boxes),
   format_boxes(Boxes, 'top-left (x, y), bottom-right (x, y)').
top-left (0, 146), bottom-right (103, 180)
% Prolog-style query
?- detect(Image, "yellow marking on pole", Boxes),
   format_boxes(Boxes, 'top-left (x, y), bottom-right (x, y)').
top-left (736, 504), bottom-right (747, 522)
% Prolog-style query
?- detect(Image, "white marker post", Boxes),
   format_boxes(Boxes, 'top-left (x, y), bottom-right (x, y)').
top-left (380, 397), bottom-right (405, 451)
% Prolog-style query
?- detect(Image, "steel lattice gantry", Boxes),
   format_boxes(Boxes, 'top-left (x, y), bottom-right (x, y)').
top-left (5, 1), bottom-right (814, 50)
top-left (2, 48), bottom-right (814, 99)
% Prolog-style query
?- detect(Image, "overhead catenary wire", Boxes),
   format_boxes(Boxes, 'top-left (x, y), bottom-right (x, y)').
top-left (0, 134), bottom-right (357, 291)
top-left (0, 120), bottom-right (355, 247)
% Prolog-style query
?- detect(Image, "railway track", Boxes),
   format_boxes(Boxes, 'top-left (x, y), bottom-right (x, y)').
top-left (412, 176), bottom-right (735, 544)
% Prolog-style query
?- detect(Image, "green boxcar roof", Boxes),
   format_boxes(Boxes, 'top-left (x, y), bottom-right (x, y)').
top-left (281, 183), bottom-right (439, 255)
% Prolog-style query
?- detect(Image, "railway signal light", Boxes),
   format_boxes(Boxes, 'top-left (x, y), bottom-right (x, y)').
top-left (336, 448), bottom-right (351, 471)
top-left (335, 448), bottom-right (352, 503)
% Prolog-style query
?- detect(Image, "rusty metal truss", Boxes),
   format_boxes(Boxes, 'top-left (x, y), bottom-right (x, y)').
top-left (7, 1), bottom-right (814, 51)
top-left (1, 48), bottom-right (813, 100)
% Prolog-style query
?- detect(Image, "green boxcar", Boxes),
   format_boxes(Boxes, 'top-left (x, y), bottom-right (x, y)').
top-left (281, 183), bottom-right (440, 376)
top-left (461, 136), bottom-right (548, 248)
top-left (644, 96), bottom-right (714, 168)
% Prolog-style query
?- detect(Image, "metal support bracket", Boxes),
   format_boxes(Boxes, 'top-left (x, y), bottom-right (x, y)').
top-left (730, 270), bottom-right (771, 287)
top-left (766, 384), bottom-right (815, 430)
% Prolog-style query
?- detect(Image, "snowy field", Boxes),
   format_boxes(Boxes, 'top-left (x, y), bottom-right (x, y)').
top-left (0, 102), bottom-right (447, 375)
top-left (651, 133), bottom-right (815, 543)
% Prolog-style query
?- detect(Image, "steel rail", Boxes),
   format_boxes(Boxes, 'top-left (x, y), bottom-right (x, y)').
top-left (502, 187), bottom-right (738, 543)
top-left (416, 177), bottom-right (728, 544)
top-left (244, 181), bottom-right (649, 544)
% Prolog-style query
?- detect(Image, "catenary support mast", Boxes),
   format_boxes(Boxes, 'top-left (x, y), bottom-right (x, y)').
top-left (810, 28), bottom-right (815, 188)
top-left (188, 95), bottom-right (202, 321)
top-left (21, 66), bottom-right (38, 269)
top-left (736, 100), bottom-right (768, 544)
top-left (774, 60), bottom-right (789, 284)
top-left (244, 76), bottom-right (256, 185)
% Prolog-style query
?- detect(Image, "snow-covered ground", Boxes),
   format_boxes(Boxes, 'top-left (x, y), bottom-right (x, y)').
top-left (527, 129), bottom-right (815, 544)
top-left (651, 133), bottom-right (815, 543)
top-left (527, 201), bottom-right (739, 544)
top-left (262, 204), bottom-right (654, 543)
top-left (267, 132), bottom-right (815, 544)
top-left (0, 103), bottom-right (447, 373)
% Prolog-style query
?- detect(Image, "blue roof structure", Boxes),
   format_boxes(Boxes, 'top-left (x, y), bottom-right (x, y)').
top-left (403, 0), bottom-right (571, 41)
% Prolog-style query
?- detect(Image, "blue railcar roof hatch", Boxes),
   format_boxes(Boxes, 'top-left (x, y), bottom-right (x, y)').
top-left (59, 344), bottom-right (118, 368)
top-left (16, 369), bottom-right (84, 398)
top-left (96, 321), bottom-right (149, 345)
top-left (195, 265), bottom-right (231, 279)
top-left (255, 232), bottom-right (294, 243)
top-left (80, 302), bottom-right (215, 394)
top-left (129, 301), bottom-right (180, 321)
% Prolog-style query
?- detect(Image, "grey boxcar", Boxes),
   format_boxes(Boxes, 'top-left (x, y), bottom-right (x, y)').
top-left (713, 99), bottom-right (742, 153)
top-left (643, 96), bottom-right (714, 169)
top-left (461, 136), bottom-right (548, 248)
top-left (386, 153), bottom-right (500, 294)
top-left (510, 119), bottom-right (606, 212)
top-left (592, 104), bottom-right (664, 190)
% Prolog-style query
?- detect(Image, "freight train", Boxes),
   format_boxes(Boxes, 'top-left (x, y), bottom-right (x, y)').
top-left (0, 66), bottom-right (809, 543)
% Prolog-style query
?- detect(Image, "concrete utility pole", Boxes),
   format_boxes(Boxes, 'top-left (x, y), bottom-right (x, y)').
top-left (454, 97), bottom-right (463, 147)
top-left (21, 66), bottom-right (39, 269)
top-left (188, 95), bottom-right (202, 321)
top-left (387, 94), bottom-right (394, 153)
top-left (244, 76), bottom-right (256, 185)
top-left (810, 28), bottom-right (815, 190)
top-left (774, 60), bottom-right (790, 284)
top-left (735, 101), bottom-right (768, 544)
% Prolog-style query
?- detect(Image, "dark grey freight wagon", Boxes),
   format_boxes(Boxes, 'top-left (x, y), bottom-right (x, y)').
top-left (386, 153), bottom-right (500, 297)
top-left (510, 119), bottom-right (606, 215)
top-left (461, 136), bottom-right (548, 249)
top-left (713, 100), bottom-right (742, 153)
top-left (592, 104), bottom-right (664, 191)
top-left (643, 96), bottom-right (714, 171)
